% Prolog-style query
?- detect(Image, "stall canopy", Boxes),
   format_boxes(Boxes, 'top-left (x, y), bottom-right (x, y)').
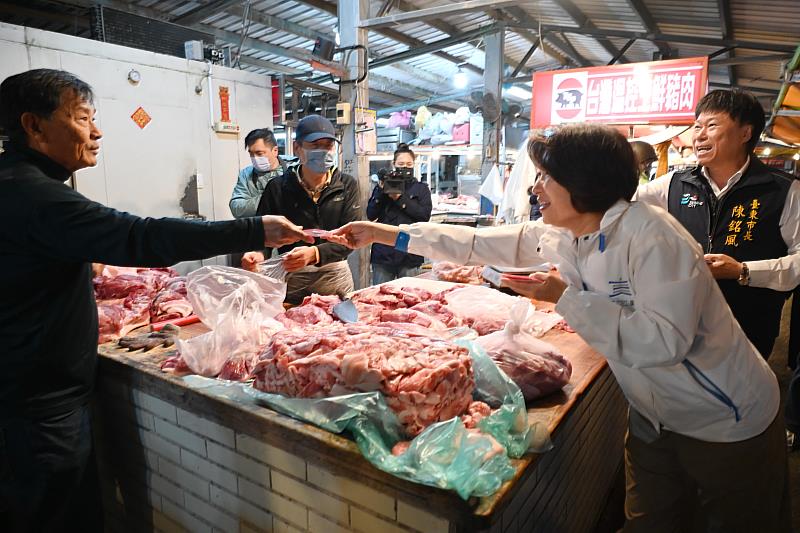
top-left (768, 45), bottom-right (800, 146)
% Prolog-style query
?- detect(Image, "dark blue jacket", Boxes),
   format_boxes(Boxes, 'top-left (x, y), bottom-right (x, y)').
top-left (367, 180), bottom-right (432, 267)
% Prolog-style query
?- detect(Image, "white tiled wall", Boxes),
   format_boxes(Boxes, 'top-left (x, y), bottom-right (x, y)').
top-left (100, 385), bottom-right (448, 533)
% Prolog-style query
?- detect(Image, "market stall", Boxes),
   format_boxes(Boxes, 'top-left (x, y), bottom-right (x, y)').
top-left (93, 277), bottom-right (626, 533)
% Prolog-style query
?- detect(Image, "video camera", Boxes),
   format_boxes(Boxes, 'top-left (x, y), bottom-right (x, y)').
top-left (379, 167), bottom-right (414, 196)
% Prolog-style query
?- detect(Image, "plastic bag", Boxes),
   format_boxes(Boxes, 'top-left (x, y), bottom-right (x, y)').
top-left (414, 105), bottom-right (431, 131)
top-left (180, 336), bottom-right (551, 499)
top-left (178, 266), bottom-right (286, 377)
top-left (443, 285), bottom-right (562, 337)
top-left (476, 301), bottom-right (572, 402)
top-left (387, 110), bottom-right (411, 128)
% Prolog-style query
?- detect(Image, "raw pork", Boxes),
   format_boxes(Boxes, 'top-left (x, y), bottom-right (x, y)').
top-left (252, 323), bottom-right (474, 436)
top-left (150, 290), bottom-right (192, 322)
top-left (476, 328), bottom-right (572, 402)
top-left (432, 262), bottom-right (484, 285)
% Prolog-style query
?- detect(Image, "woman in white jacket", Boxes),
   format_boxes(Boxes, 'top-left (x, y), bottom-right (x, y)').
top-left (329, 124), bottom-right (789, 532)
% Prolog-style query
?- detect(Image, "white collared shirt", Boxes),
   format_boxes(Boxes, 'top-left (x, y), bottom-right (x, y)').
top-left (701, 156), bottom-right (750, 198)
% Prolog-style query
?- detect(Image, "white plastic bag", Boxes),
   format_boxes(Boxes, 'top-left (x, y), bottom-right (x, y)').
top-left (476, 301), bottom-right (572, 401)
top-left (178, 266), bottom-right (286, 377)
top-left (443, 286), bottom-right (562, 336)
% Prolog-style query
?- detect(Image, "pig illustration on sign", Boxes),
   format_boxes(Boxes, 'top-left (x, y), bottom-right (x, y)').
top-left (555, 89), bottom-right (583, 108)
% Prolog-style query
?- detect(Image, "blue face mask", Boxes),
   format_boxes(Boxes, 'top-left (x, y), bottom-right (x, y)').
top-left (250, 155), bottom-right (271, 173)
top-left (303, 149), bottom-right (336, 174)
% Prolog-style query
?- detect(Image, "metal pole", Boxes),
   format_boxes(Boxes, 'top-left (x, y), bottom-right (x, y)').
top-left (339, 0), bottom-right (371, 289)
top-left (481, 29), bottom-right (504, 200)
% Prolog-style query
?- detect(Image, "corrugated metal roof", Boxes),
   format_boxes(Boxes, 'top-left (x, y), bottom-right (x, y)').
top-left (2, 0), bottom-right (797, 113)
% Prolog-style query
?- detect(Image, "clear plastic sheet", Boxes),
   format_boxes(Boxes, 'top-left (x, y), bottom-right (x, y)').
top-left (476, 302), bottom-right (572, 402)
top-left (182, 337), bottom-right (552, 499)
top-left (178, 266), bottom-right (286, 377)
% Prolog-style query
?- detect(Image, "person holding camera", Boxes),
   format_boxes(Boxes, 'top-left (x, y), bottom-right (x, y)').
top-left (367, 144), bottom-right (432, 284)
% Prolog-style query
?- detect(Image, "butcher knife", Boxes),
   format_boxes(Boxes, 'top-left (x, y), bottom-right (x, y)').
top-left (332, 292), bottom-right (358, 323)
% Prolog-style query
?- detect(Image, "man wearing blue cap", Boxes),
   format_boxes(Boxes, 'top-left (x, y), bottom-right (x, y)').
top-left (243, 114), bottom-right (362, 303)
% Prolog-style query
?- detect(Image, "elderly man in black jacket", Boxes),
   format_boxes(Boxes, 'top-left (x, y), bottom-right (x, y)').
top-left (0, 69), bottom-right (309, 532)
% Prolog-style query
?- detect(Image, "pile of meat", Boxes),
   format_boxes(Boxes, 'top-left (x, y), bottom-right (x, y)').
top-left (94, 267), bottom-right (192, 343)
top-left (252, 322), bottom-right (474, 436)
top-left (432, 262), bottom-right (484, 285)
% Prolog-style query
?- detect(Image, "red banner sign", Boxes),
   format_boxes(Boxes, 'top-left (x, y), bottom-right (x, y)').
top-left (218, 86), bottom-right (230, 123)
top-left (532, 57), bottom-right (709, 128)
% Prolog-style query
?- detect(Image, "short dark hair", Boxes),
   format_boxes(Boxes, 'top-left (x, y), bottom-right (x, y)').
top-left (0, 69), bottom-right (94, 144)
top-left (393, 143), bottom-right (415, 163)
top-left (244, 128), bottom-right (277, 149)
top-left (528, 124), bottom-right (638, 213)
top-left (695, 89), bottom-right (765, 153)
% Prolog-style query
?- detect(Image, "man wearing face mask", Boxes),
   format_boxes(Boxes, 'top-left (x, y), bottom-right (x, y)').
top-left (244, 114), bottom-right (362, 303)
top-left (229, 128), bottom-right (286, 218)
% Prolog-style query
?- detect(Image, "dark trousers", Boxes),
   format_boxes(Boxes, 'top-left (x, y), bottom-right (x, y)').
top-left (0, 404), bottom-right (103, 533)
top-left (623, 411), bottom-right (790, 533)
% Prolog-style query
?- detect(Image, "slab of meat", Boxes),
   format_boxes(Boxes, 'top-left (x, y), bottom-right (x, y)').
top-left (378, 308), bottom-right (448, 331)
top-left (460, 401), bottom-right (492, 429)
top-left (150, 290), bottom-right (192, 322)
top-left (408, 301), bottom-right (462, 328)
top-left (97, 304), bottom-right (126, 344)
top-left (276, 304), bottom-right (335, 329)
top-left (252, 323), bottom-right (474, 436)
top-left (93, 274), bottom-right (152, 300)
top-left (432, 262), bottom-right (484, 285)
top-left (476, 331), bottom-right (572, 402)
top-left (351, 284), bottom-right (434, 310)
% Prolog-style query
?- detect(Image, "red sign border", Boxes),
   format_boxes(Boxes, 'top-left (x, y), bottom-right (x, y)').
top-left (531, 56), bottom-right (709, 128)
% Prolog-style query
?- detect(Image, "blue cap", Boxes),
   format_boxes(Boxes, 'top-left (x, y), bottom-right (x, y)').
top-left (295, 114), bottom-right (337, 143)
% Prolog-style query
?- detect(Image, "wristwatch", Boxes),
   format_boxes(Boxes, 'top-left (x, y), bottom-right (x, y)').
top-left (737, 262), bottom-right (750, 286)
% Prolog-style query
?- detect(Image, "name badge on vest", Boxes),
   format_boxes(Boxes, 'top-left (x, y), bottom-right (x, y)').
top-left (680, 193), bottom-right (704, 208)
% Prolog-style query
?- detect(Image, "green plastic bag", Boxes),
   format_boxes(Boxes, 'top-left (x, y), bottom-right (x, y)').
top-left (183, 337), bottom-right (551, 499)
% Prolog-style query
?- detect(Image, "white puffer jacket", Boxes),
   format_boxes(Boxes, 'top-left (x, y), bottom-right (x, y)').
top-left (402, 200), bottom-right (779, 442)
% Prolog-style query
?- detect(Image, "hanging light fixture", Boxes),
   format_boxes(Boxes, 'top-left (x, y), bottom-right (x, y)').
top-left (453, 66), bottom-right (469, 89)
top-left (762, 147), bottom-right (772, 156)
top-left (793, 152), bottom-right (800, 161)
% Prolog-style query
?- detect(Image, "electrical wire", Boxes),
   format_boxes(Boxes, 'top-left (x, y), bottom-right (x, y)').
top-left (233, 0), bottom-right (253, 69)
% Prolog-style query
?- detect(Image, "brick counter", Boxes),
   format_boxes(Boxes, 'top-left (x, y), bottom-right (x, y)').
top-left (94, 324), bottom-right (626, 533)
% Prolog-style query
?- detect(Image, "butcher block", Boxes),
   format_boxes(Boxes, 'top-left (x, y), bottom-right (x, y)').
top-left (93, 281), bottom-right (627, 533)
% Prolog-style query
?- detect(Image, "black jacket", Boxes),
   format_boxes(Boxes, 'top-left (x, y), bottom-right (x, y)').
top-left (0, 144), bottom-right (265, 419)
top-left (256, 165), bottom-right (362, 264)
top-left (667, 159), bottom-right (793, 354)
top-left (366, 180), bottom-right (432, 267)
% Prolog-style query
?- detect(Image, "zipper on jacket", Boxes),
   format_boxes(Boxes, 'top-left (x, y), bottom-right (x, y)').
top-left (682, 359), bottom-right (741, 422)
top-left (706, 192), bottom-right (721, 253)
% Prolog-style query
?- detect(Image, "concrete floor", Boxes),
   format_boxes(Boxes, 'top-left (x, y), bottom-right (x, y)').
top-left (595, 297), bottom-right (800, 532)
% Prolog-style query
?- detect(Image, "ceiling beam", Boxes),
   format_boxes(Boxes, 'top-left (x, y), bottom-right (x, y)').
top-left (504, 23), bottom-right (799, 53)
top-left (226, 4), bottom-right (330, 45)
top-left (501, 7), bottom-right (586, 66)
top-left (368, 24), bottom-right (500, 70)
top-left (0, 2), bottom-right (90, 29)
top-left (360, 0), bottom-right (524, 29)
top-left (608, 39), bottom-right (636, 65)
top-left (622, 0), bottom-right (670, 56)
top-left (555, 0), bottom-right (627, 63)
top-left (510, 41), bottom-right (539, 78)
top-left (717, 0), bottom-right (735, 85)
top-left (172, 0), bottom-right (239, 26)
top-left (710, 54), bottom-right (792, 66)
top-left (239, 56), bottom-right (305, 75)
top-left (292, 0), bottom-right (483, 74)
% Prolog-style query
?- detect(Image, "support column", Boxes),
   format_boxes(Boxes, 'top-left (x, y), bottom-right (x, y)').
top-left (481, 28), bottom-right (505, 211)
top-left (339, 0), bottom-right (371, 289)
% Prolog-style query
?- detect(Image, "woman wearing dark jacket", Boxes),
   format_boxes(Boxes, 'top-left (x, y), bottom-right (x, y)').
top-left (367, 144), bottom-right (432, 284)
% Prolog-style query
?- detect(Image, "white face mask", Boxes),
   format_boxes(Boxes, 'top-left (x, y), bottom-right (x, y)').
top-left (251, 155), bottom-right (271, 173)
